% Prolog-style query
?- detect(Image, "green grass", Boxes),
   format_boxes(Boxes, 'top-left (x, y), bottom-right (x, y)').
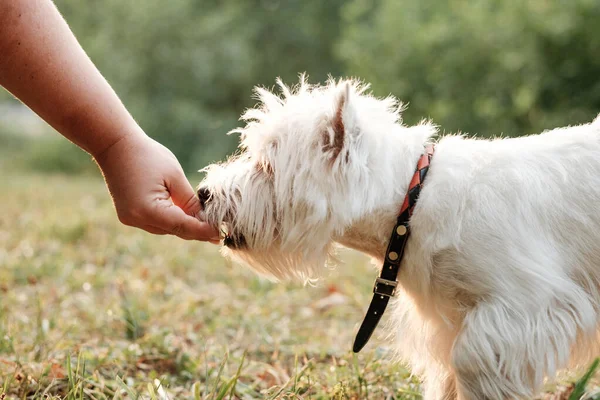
top-left (0, 165), bottom-right (422, 399)
top-left (0, 157), bottom-right (598, 399)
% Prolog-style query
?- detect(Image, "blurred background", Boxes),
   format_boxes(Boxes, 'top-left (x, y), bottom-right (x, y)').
top-left (2, 0), bottom-right (600, 174)
top-left (1, 1), bottom-right (600, 398)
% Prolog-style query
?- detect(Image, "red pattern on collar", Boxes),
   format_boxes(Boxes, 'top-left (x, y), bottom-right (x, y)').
top-left (400, 144), bottom-right (435, 216)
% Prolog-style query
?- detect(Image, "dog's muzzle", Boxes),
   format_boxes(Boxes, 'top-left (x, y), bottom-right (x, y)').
top-left (197, 186), bottom-right (247, 249)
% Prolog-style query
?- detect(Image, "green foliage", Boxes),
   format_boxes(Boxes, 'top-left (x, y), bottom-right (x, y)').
top-left (4, 0), bottom-right (600, 175)
top-left (339, 0), bottom-right (600, 137)
top-left (0, 124), bottom-right (27, 152)
top-left (18, 137), bottom-right (97, 175)
top-left (53, 0), bottom-right (346, 172)
top-left (0, 122), bottom-right (96, 175)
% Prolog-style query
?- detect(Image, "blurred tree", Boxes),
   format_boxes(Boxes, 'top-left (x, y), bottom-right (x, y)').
top-left (3, 0), bottom-right (600, 174)
top-left (54, 0), bottom-right (346, 171)
top-left (338, 0), bottom-right (600, 137)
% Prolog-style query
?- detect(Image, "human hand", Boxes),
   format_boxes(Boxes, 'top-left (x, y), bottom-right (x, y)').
top-left (0, 1), bottom-right (217, 243)
top-left (93, 131), bottom-right (220, 243)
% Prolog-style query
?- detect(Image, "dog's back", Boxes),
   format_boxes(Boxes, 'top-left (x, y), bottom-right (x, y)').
top-left (399, 117), bottom-right (600, 399)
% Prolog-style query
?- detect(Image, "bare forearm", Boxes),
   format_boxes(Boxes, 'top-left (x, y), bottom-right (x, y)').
top-left (0, 0), bottom-right (143, 157)
top-left (0, 0), bottom-right (218, 241)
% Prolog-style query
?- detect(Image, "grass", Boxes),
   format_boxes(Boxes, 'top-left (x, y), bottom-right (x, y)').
top-left (0, 142), bottom-right (598, 399)
top-left (0, 159), bottom-right (422, 399)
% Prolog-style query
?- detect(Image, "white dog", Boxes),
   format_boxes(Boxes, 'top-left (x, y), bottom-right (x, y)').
top-left (198, 76), bottom-right (600, 399)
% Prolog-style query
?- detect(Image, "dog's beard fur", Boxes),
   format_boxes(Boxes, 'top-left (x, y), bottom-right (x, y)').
top-left (200, 152), bottom-right (336, 282)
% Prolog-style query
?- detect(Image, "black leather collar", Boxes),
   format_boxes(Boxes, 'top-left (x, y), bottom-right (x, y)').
top-left (353, 145), bottom-right (435, 353)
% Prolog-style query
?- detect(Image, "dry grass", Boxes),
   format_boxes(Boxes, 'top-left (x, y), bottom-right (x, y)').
top-left (0, 154), bottom-right (597, 399)
top-left (0, 165), bottom-right (422, 399)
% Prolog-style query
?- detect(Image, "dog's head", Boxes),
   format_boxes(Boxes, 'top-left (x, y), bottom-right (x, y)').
top-left (198, 77), bottom-right (429, 281)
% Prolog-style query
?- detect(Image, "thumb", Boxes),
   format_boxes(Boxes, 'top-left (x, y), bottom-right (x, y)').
top-left (167, 169), bottom-right (202, 217)
top-left (152, 203), bottom-right (220, 241)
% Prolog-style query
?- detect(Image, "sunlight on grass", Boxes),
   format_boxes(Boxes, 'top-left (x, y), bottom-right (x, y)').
top-left (0, 167), bottom-right (422, 398)
top-left (0, 165), bottom-right (597, 399)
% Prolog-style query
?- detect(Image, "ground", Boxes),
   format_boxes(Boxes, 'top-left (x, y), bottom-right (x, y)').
top-left (0, 161), bottom-right (596, 399)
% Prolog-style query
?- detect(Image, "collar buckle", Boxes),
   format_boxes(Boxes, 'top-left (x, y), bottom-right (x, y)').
top-left (373, 277), bottom-right (398, 297)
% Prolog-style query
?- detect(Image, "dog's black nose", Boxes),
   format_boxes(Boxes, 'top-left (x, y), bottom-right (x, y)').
top-left (197, 187), bottom-right (211, 208)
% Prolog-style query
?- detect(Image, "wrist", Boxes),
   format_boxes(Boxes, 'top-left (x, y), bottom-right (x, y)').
top-left (90, 123), bottom-right (147, 162)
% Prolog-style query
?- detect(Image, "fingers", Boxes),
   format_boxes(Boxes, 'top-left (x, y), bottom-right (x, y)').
top-left (167, 169), bottom-right (202, 217)
top-left (152, 202), bottom-right (220, 241)
top-left (99, 135), bottom-right (219, 242)
top-left (160, 165), bottom-right (220, 242)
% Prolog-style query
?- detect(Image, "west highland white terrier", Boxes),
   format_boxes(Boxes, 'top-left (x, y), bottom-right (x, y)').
top-left (198, 76), bottom-right (600, 399)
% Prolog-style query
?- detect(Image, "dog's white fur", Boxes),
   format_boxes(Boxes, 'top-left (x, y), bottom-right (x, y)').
top-left (199, 77), bottom-right (600, 399)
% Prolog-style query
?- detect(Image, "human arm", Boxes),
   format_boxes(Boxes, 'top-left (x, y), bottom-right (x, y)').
top-left (0, 0), bottom-right (219, 241)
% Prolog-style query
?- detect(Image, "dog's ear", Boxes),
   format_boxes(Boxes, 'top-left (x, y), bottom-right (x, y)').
top-left (322, 82), bottom-right (355, 162)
